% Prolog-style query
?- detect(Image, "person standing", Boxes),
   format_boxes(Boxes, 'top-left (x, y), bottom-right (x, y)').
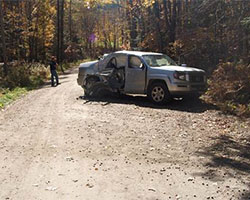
top-left (49, 56), bottom-right (60, 87)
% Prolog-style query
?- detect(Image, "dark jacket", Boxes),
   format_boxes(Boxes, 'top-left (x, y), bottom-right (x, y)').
top-left (49, 61), bottom-right (57, 71)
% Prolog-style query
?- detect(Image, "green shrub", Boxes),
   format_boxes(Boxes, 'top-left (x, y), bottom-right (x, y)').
top-left (0, 87), bottom-right (28, 108)
top-left (202, 62), bottom-right (250, 117)
top-left (1, 62), bottom-right (49, 89)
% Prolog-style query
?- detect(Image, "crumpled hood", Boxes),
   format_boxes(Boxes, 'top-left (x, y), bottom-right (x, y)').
top-left (79, 61), bottom-right (98, 70)
top-left (150, 65), bottom-right (205, 73)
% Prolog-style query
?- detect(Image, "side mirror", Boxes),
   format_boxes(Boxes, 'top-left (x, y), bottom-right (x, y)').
top-left (140, 63), bottom-right (145, 70)
top-left (181, 64), bottom-right (187, 67)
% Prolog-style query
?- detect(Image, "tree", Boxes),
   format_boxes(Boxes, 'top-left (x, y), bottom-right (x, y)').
top-left (1, 0), bottom-right (250, 69)
top-left (68, 0), bottom-right (72, 42)
top-left (57, 0), bottom-right (65, 73)
top-left (0, 0), bottom-right (8, 76)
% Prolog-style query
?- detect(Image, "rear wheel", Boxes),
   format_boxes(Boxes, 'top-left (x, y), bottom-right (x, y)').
top-left (147, 82), bottom-right (171, 105)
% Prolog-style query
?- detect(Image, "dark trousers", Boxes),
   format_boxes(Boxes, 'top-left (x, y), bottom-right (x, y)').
top-left (51, 70), bottom-right (59, 86)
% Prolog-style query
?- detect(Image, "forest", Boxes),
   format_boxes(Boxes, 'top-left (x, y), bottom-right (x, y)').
top-left (0, 0), bottom-right (249, 116)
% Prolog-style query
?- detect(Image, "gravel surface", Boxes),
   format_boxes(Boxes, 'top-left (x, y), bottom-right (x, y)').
top-left (0, 68), bottom-right (249, 200)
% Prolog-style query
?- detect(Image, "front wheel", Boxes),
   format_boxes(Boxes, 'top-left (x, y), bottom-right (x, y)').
top-left (84, 77), bottom-right (99, 97)
top-left (147, 82), bottom-right (171, 105)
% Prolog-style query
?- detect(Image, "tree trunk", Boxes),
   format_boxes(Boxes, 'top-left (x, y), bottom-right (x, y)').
top-left (184, 0), bottom-right (189, 28)
top-left (57, 0), bottom-right (64, 73)
top-left (176, 0), bottom-right (182, 33)
top-left (57, 0), bottom-right (60, 63)
top-left (0, 1), bottom-right (8, 76)
top-left (153, 0), bottom-right (163, 52)
top-left (26, 1), bottom-right (33, 61)
top-left (128, 0), bottom-right (137, 49)
top-left (60, 0), bottom-right (64, 73)
top-left (69, 0), bottom-right (72, 42)
top-left (169, 0), bottom-right (177, 43)
top-left (163, 0), bottom-right (170, 49)
top-left (113, 33), bottom-right (117, 51)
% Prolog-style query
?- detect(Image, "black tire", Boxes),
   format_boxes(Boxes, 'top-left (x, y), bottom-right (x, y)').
top-left (84, 89), bottom-right (91, 97)
top-left (84, 77), bottom-right (99, 97)
top-left (89, 82), bottom-right (112, 98)
top-left (147, 82), bottom-right (171, 104)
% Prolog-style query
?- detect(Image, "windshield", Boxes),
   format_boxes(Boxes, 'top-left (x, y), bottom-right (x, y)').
top-left (142, 54), bottom-right (177, 67)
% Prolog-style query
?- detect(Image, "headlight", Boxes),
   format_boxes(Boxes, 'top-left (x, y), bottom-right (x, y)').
top-left (173, 71), bottom-right (187, 81)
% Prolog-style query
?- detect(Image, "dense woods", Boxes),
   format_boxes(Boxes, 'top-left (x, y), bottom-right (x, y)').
top-left (0, 0), bottom-right (249, 116)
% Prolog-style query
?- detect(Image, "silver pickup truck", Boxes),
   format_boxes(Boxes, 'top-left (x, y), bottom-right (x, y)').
top-left (77, 51), bottom-right (206, 104)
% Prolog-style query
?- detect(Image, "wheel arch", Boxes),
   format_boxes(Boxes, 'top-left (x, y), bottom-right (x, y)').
top-left (86, 75), bottom-right (100, 82)
top-left (147, 79), bottom-right (172, 104)
top-left (84, 75), bottom-right (100, 87)
top-left (83, 75), bottom-right (101, 90)
top-left (147, 79), bottom-right (169, 92)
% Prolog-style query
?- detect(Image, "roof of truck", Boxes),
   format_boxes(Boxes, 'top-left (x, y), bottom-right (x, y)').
top-left (115, 50), bottom-right (163, 56)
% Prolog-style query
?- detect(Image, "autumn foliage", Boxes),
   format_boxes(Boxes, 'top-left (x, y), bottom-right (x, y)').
top-left (203, 62), bottom-right (250, 117)
top-left (0, 0), bottom-right (250, 116)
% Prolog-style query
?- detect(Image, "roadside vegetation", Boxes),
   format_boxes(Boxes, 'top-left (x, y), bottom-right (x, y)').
top-left (202, 62), bottom-right (250, 117)
top-left (0, 0), bottom-right (249, 117)
top-left (0, 87), bottom-right (28, 108)
top-left (0, 60), bottom-right (84, 109)
top-left (0, 62), bottom-right (45, 108)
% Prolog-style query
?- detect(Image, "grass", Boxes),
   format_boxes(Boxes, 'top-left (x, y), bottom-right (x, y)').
top-left (0, 87), bottom-right (28, 108)
top-left (0, 59), bottom-right (91, 109)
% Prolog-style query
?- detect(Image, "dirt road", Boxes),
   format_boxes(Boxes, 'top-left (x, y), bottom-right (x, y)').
top-left (0, 68), bottom-right (249, 200)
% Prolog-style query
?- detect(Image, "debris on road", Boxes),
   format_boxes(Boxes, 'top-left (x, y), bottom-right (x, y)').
top-left (45, 186), bottom-right (57, 191)
top-left (32, 184), bottom-right (39, 187)
top-left (86, 183), bottom-right (94, 188)
top-left (148, 188), bottom-right (156, 192)
top-left (188, 177), bottom-right (194, 181)
top-left (65, 156), bottom-right (74, 161)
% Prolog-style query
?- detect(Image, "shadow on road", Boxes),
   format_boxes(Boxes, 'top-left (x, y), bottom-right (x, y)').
top-left (199, 134), bottom-right (250, 173)
top-left (197, 134), bottom-right (250, 199)
top-left (78, 93), bottom-right (216, 113)
top-left (78, 92), bottom-right (250, 198)
top-left (37, 71), bottom-right (72, 89)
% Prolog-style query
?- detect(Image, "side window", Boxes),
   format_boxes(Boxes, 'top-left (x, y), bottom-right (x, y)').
top-left (128, 56), bottom-right (142, 68)
top-left (106, 57), bottom-right (117, 69)
top-left (116, 54), bottom-right (127, 68)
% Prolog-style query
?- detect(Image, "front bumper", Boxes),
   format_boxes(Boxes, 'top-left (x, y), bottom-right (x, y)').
top-left (77, 75), bottom-right (84, 86)
top-left (169, 82), bottom-right (207, 96)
